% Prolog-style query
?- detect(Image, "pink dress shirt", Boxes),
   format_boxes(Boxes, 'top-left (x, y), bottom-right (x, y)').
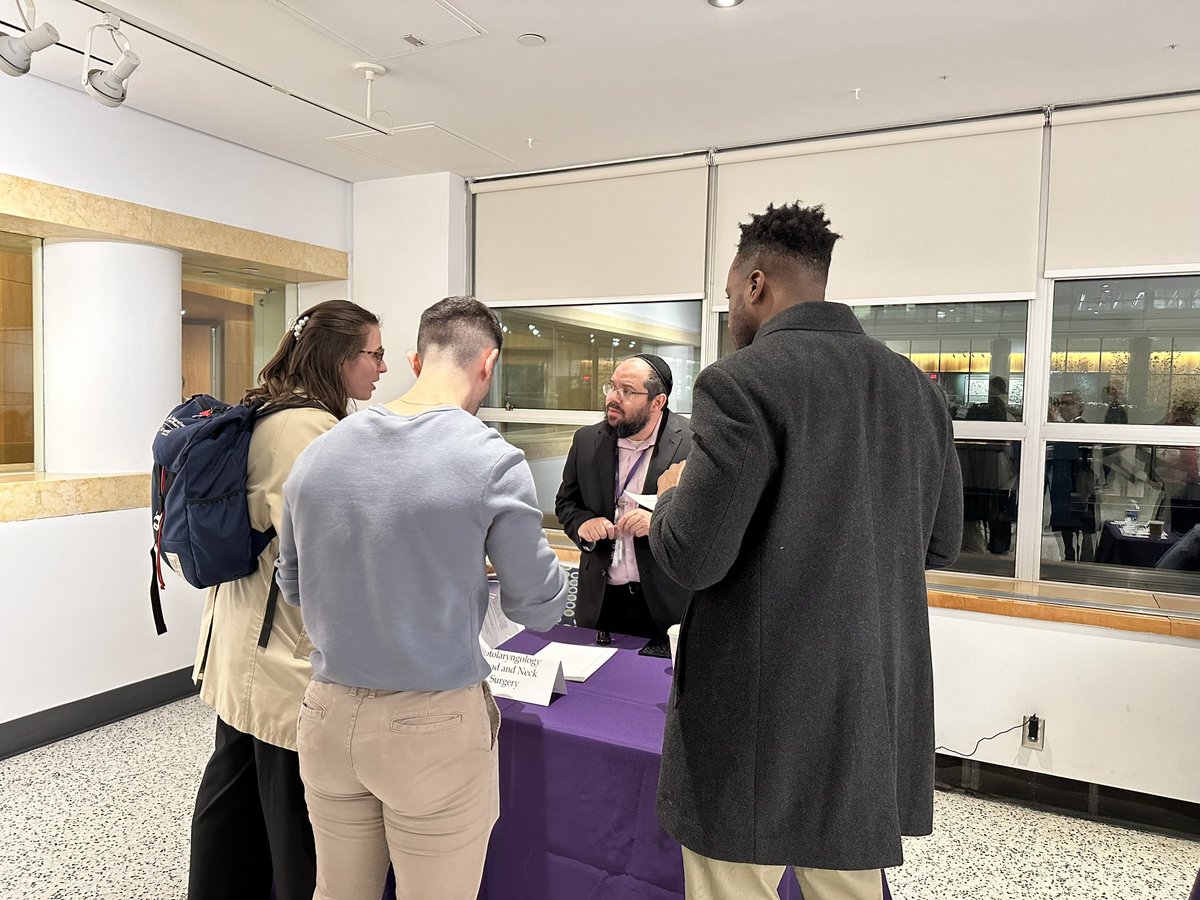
top-left (607, 428), bottom-right (658, 586)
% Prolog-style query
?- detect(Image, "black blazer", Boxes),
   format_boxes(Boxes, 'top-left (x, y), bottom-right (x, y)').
top-left (555, 409), bottom-right (693, 632)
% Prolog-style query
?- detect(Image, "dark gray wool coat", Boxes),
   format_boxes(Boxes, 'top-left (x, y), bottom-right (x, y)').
top-left (649, 301), bottom-right (963, 870)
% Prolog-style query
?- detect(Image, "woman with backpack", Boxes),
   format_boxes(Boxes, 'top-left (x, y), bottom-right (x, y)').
top-left (188, 299), bottom-right (387, 900)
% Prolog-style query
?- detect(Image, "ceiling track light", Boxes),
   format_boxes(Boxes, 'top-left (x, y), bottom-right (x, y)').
top-left (81, 13), bottom-right (140, 108)
top-left (0, 0), bottom-right (58, 77)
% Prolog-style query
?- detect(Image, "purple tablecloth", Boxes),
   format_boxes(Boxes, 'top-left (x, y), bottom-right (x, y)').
top-left (476, 626), bottom-right (891, 900)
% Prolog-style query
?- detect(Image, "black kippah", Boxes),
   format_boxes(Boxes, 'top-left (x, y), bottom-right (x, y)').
top-left (634, 353), bottom-right (673, 398)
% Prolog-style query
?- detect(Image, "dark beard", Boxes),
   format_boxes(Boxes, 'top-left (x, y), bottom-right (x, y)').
top-left (604, 406), bottom-right (652, 439)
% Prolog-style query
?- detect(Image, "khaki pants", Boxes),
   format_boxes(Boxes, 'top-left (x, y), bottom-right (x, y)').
top-left (296, 679), bottom-right (500, 900)
top-left (682, 846), bottom-right (884, 900)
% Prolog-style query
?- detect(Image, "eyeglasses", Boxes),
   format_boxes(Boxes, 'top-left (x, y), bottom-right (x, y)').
top-left (602, 382), bottom-right (649, 401)
top-left (360, 348), bottom-right (385, 364)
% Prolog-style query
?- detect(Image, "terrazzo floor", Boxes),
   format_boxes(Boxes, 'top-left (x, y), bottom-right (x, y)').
top-left (0, 695), bottom-right (1197, 899)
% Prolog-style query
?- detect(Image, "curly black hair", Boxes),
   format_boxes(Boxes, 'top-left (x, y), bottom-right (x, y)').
top-left (736, 201), bottom-right (841, 276)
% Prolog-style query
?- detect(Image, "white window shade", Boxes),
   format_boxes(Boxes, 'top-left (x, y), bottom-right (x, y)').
top-left (473, 161), bottom-right (708, 302)
top-left (712, 118), bottom-right (1044, 301)
top-left (1046, 97), bottom-right (1200, 275)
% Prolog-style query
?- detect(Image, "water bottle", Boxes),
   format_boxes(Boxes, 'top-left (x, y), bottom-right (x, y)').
top-left (1124, 501), bottom-right (1140, 528)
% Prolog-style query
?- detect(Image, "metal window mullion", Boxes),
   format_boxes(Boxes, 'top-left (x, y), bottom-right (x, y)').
top-left (700, 151), bottom-right (720, 369)
top-left (479, 408), bottom-right (598, 426)
top-left (484, 293), bottom-right (699, 310)
top-left (1041, 422), bottom-right (1200, 446)
top-left (31, 238), bottom-right (45, 472)
top-left (952, 421), bottom-right (1027, 441)
top-left (1012, 114), bottom-right (1055, 583)
top-left (845, 291), bottom-right (1036, 308)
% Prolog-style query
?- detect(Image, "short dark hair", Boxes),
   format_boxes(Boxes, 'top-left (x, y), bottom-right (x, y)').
top-left (736, 201), bottom-right (841, 278)
top-left (245, 299), bottom-right (380, 419)
top-left (417, 296), bottom-right (503, 367)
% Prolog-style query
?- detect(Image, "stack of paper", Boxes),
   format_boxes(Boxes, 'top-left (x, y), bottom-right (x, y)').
top-left (534, 641), bottom-right (618, 682)
top-left (479, 578), bottom-right (525, 650)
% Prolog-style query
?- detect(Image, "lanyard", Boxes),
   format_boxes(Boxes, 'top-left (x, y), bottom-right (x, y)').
top-left (615, 444), bottom-right (652, 506)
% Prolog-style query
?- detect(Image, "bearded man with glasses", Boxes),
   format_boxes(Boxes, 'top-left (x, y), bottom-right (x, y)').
top-left (555, 354), bottom-right (693, 645)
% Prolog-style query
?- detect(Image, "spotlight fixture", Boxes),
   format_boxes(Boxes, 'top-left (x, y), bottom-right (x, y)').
top-left (707, 0), bottom-right (743, 7)
top-left (81, 14), bottom-right (140, 108)
top-left (0, 1), bottom-right (58, 77)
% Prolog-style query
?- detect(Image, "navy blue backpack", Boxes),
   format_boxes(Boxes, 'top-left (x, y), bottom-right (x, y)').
top-left (150, 394), bottom-right (309, 648)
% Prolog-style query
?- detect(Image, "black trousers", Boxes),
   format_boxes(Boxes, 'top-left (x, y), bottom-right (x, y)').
top-left (595, 582), bottom-right (663, 640)
top-left (188, 717), bottom-right (316, 900)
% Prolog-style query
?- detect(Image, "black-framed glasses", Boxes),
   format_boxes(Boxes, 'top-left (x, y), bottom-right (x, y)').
top-left (602, 382), bottom-right (649, 401)
top-left (360, 348), bottom-right (385, 364)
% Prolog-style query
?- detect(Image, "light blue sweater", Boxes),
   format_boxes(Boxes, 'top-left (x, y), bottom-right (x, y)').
top-left (277, 405), bottom-right (568, 691)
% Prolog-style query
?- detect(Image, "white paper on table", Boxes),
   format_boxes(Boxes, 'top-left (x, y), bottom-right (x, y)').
top-left (479, 578), bottom-right (524, 651)
top-left (624, 490), bottom-right (658, 512)
top-left (534, 641), bottom-right (618, 682)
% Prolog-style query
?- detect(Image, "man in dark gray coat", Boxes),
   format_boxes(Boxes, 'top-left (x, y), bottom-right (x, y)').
top-left (650, 202), bottom-right (963, 900)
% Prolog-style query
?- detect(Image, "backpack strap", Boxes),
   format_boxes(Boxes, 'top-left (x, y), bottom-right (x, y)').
top-left (150, 546), bottom-right (168, 635)
top-left (258, 571), bottom-right (281, 650)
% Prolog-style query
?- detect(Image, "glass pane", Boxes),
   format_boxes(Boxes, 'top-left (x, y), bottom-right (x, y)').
top-left (852, 301), bottom-right (1028, 421)
top-left (953, 439), bottom-right (1021, 577)
top-left (181, 268), bottom-right (288, 405)
top-left (0, 231), bottom-right (36, 469)
top-left (486, 422), bottom-right (580, 529)
top-left (721, 303), bottom-right (1030, 417)
top-left (1051, 275), bottom-right (1200, 425)
top-left (718, 311), bottom-right (737, 360)
top-left (1041, 440), bottom-right (1200, 594)
top-left (488, 301), bottom-right (702, 414)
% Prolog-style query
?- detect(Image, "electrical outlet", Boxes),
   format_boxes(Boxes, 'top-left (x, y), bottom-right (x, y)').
top-left (1021, 714), bottom-right (1046, 751)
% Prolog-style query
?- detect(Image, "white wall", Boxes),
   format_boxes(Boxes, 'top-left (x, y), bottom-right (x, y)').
top-left (931, 608), bottom-right (1200, 803)
top-left (0, 509), bottom-right (206, 723)
top-left (0, 74), bottom-right (350, 251)
top-left (297, 281), bottom-right (352, 308)
top-left (352, 172), bottom-right (468, 403)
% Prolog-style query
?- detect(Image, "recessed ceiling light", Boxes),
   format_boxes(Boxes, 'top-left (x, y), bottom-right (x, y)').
top-left (707, 0), bottom-right (743, 6)
top-left (517, 33), bottom-right (546, 47)
top-left (201, 270), bottom-right (220, 276)
top-left (242, 267), bottom-right (259, 274)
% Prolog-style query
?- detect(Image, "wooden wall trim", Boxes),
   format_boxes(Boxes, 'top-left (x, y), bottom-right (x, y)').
top-left (0, 173), bottom-right (346, 282)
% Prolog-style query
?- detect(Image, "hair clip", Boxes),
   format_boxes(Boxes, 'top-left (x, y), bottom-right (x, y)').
top-left (289, 315), bottom-right (310, 341)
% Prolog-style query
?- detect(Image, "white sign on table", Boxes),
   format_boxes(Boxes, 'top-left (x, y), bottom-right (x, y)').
top-left (484, 648), bottom-right (567, 706)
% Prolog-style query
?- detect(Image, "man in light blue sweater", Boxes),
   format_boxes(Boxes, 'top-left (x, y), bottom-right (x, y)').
top-left (277, 296), bottom-right (568, 900)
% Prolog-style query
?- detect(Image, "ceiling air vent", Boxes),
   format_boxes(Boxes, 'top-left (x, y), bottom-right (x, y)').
top-left (403, 34), bottom-right (427, 48)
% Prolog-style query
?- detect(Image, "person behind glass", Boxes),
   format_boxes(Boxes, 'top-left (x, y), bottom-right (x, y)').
top-left (1047, 391), bottom-right (1097, 562)
top-left (960, 375), bottom-right (1018, 554)
top-left (649, 202), bottom-right (963, 900)
top-left (276, 296), bottom-right (568, 900)
top-left (188, 300), bottom-right (387, 900)
top-left (1104, 380), bottom-right (1129, 424)
top-left (554, 354), bottom-right (693, 642)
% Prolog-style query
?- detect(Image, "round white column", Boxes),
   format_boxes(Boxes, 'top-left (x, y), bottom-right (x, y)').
top-left (42, 241), bottom-right (181, 473)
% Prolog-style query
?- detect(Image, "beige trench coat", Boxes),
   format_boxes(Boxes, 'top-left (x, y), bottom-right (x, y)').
top-left (192, 405), bottom-right (338, 750)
